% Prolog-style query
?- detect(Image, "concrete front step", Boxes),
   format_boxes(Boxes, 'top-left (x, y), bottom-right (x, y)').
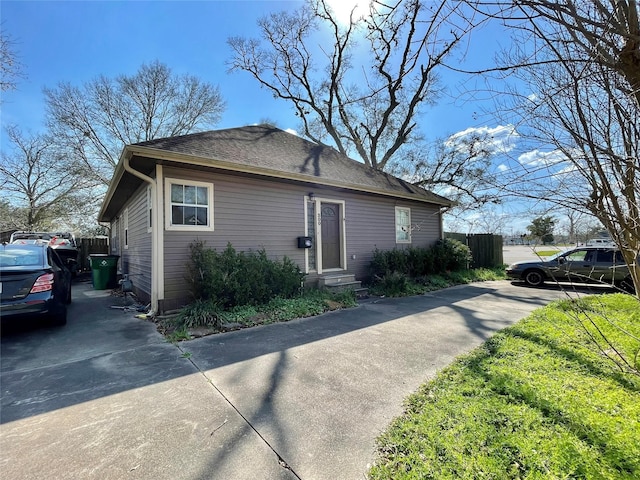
top-left (318, 274), bottom-right (368, 297)
top-left (318, 274), bottom-right (357, 287)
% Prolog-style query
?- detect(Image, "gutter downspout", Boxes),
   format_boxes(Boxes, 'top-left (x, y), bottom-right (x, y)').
top-left (123, 152), bottom-right (162, 315)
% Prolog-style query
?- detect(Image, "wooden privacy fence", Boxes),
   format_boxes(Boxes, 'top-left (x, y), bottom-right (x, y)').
top-left (445, 232), bottom-right (504, 268)
top-left (77, 237), bottom-right (109, 271)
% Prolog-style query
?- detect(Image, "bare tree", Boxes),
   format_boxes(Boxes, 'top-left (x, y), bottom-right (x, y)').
top-left (228, 0), bottom-right (482, 172)
top-left (44, 60), bottom-right (226, 186)
top-left (0, 126), bottom-right (97, 231)
top-left (0, 26), bottom-right (25, 92)
top-left (0, 199), bottom-right (18, 231)
top-left (391, 126), bottom-right (514, 212)
top-left (563, 209), bottom-right (582, 246)
top-left (466, 1), bottom-right (640, 297)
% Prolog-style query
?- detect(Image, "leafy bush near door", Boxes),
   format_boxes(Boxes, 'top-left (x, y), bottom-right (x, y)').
top-left (186, 240), bottom-right (305, 308)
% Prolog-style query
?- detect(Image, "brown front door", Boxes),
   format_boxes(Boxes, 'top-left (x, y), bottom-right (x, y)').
top-left (321, 202), bottom-right (341, 269)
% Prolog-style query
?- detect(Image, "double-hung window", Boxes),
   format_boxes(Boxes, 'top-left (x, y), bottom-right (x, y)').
top-left (165, 178), bottom-right (214, 231)
top-left (395, 207), bottom-right (411, 243)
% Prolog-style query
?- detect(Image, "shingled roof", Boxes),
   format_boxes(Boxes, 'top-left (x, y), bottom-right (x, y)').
top-left (133, 125), bottom-right (450, 205)
top-left (100, 125), bottom-right (451, 222)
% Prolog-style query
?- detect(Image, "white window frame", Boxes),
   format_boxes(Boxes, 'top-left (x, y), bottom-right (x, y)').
top-left (164, 177), bottom-right (214, 232)
top-left (395, 206), bottom-right (411, 244)
top-left (111, 218), bottom-right (118, 254)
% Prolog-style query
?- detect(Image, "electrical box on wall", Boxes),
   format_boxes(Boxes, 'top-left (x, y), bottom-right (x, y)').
top-left (297, 236), bottom-right (313, 248)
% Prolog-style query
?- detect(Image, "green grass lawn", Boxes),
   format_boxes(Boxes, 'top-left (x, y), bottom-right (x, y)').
top-left (533, 249), bottom-right (562, 257)
top-left (369, 294), bottom-right (640, 479)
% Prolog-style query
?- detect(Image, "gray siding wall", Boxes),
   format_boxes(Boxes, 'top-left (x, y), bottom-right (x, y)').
top-left (116, 184), bottom-right (152, 303)
top-left (162, 167), bottom-right (307, 308)
top-left (342, 192), bottom-right (442, 278)
top-left (160, 166), bottom-right (442, 309)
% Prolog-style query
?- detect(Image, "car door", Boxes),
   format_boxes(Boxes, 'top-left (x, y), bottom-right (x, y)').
top-left (48, 248), bottom-right (71, 302)
top-left (559, 249), bottom-right (595, 282)
top-left (593, 249), bottom-right (628, 283)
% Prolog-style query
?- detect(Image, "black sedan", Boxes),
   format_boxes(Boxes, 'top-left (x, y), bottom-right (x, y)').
top-left (0, 244), bottom-right (72, 326)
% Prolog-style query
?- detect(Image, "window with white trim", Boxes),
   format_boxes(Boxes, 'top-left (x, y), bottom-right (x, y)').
top-left (165, 178), bottom-right (214, 231)
top-left (395, 207), bottom-right (411, 243)
top-left (111, 218), bottom-right (119, 254)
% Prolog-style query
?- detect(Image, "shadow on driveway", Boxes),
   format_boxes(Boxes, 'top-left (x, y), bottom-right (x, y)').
top-left (0, 280), bottom-right (559, 425)
top-left (1, 279), bottom-right (576, 479)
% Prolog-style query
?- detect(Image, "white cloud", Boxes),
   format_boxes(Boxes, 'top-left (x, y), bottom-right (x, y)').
top-left (445, 125), bottom-right (518, 155)
top-left (497, 163), bottom-right (509, 172)
top-left (285, 128), bottom-right (298, 136)
top-left (517, 149), bottom-right (566, 167)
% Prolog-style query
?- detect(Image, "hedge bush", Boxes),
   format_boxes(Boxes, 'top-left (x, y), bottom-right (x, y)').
top-left (186, 241), bottom-right (305, 308)
top-left (370, 238), bottom-right (472, 281)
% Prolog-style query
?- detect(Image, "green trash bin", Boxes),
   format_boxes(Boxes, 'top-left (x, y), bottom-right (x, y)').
top-left (89, 254), bottom-right (120, 290)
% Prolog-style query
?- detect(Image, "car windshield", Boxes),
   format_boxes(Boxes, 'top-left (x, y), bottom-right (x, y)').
top-left (0, 248), bottom-right (44, 267)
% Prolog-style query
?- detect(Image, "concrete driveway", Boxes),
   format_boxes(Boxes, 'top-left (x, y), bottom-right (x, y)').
top-left (1, 277), bottom-right (574, 479)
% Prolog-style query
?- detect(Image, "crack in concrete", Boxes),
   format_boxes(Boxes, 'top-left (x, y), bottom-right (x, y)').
top-left (176, 344), bottom-right (302, 479)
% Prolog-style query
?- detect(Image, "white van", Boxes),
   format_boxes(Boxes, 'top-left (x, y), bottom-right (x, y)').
top-left (586, 238), bottom-right (615, 247)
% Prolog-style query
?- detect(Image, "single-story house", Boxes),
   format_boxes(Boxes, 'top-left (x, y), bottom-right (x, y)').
top-left (98, 125), bottom-right (452, 314)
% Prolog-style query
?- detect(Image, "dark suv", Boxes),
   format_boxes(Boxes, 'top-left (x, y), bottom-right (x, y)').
top-left (506, 246), bottom-right (635, 292)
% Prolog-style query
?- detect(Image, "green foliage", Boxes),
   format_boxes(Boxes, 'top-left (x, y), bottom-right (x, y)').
top-left (186, 241), bottom-right (305, 308)
top-left (161, 289), bottom-right (357, 338)
top-left (369, 240), bottom-right (475, 296)
top-left (165, 327), bottom-right (191, 343)
top-left (370, 239), bottom-right (471, 282)
top-left (369, 294), bottom-right (640, 479)
top-left (448, 267), bottom-right (505, 283)
top-left (176, 299), bottom-right (224, 329)
top-left (369, 268), bottom-right (506, 298)
top-left (431, 238), bottom-right (473, 272)
top-left (528, 215), bottom-right (556, 245)
top-left (264, 296), bottom-right (327, 322)
top-left (369, 272), bottom-right (424, 297)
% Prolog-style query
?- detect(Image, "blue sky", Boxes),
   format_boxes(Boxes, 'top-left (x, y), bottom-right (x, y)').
top-left (1, 0), bottom-right (538, 234)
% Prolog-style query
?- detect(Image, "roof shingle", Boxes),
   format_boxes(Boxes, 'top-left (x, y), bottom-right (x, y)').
top-left (134, 125), bottom-right (450, 205)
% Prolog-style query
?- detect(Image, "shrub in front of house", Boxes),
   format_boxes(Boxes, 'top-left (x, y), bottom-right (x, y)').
top-left (370, 238), bottom-right (472, 279)
top-left (186, 241), bottom-right (305, 308)
top-left (431, 237), bottom-right (473, 272)
top-left (369, 239), bottom-right (473, 296)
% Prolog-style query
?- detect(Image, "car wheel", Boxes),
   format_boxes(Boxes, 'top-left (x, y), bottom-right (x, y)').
top-left (524, 269), bottom-right (545, 287)
top-left (50, 304), bottom-right (68, 326)
top-left (66, 285), bottom-right (72, 304)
